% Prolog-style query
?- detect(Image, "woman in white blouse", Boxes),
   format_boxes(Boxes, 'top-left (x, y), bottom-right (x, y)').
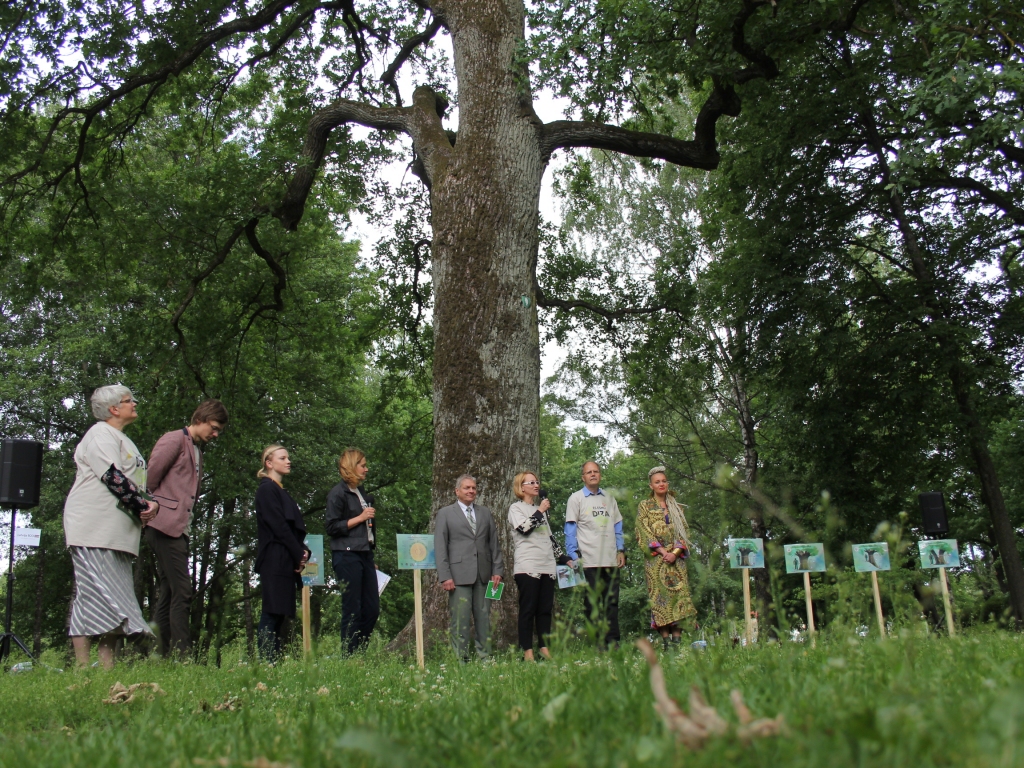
top-left (63, 384), bottom-right (159, 668)
top-left (508, 471), bottom-right (561, 661)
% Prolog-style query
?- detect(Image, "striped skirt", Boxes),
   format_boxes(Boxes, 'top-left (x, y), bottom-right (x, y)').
top-left (69, 546), bottom-right (153, 637)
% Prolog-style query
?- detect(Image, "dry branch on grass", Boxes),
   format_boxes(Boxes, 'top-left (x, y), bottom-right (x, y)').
top-left (636, 638), bottom-right (786, 749)
top-left (102, 682), bottom-right (166, 704)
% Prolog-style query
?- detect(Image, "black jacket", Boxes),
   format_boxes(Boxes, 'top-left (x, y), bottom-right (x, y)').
top-left (254, 477), bottom-right (308, 577)
top-left (325, 482), bottom-right (375, 552)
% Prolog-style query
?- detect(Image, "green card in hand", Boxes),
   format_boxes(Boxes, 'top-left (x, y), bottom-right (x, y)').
top-left (485, 581), bottom-right (504, 600)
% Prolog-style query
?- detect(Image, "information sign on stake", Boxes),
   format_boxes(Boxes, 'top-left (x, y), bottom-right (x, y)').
top-left (396, 534), bottom-right (436, 669)
top-left (727, 538), bottom-right (764, 647)
top-left (852, 542), bottom-right (890, 637)
top-left (918, 539), bottom-right (959, 637)
top-left (300, 535), bottom-right (324, 656)
top-left (785, 544), bottom-right (825, 643)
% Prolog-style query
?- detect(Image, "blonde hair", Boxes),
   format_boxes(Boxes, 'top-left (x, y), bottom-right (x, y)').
top-left (257, 444), bottom-right (286, 479)
top-left (338, 448), bottom-right (366, 487)
top-left (513, 471), bottom-right (538, 501)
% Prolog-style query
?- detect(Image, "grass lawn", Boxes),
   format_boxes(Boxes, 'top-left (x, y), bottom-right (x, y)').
top-left (0, 629), bottom-right (1021, 767)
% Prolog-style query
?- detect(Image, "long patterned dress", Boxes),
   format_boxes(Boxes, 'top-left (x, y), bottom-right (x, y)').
top-left (636, 497), bottom-right (697, 629)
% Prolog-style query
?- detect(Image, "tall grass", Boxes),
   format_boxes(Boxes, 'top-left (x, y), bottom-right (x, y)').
top-left (1, 628), bottom-right (1021, 767)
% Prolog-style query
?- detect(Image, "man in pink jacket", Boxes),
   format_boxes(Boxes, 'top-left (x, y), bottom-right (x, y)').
top-left (145, 399), bottom-right (228, 658)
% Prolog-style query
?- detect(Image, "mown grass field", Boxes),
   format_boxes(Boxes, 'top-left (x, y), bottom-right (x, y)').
top-left (0, 629), bottom-right (1021, 768)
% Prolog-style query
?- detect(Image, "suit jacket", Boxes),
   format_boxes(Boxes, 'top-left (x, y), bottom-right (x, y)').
top-left (434, 502), bottom-right (504, 586)
top-left (147, 428), bottom-right (202, 538)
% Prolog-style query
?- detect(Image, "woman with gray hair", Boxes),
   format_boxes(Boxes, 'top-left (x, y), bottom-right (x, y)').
top-left (63, 384), bottom-right (159, 668)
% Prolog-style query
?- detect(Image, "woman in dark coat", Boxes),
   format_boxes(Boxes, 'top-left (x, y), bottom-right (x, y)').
top-left (325, 448), bottom-right (379, 654)
top-left (254, 444), bottom-right (308, 662)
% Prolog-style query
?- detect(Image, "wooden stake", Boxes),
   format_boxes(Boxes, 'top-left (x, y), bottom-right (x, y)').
top-left (413, 568), bottom-right (425, 669)
top-left (301, 585), bottom-right (312, 656)
top-left (939, 567), bottom-right (955, 638)
top-left (871, 571), bottom-right (886, 638)
top-left (742, 571), bottom-right (753, 646)
top-left (803, 571), bottom-right (816, 643)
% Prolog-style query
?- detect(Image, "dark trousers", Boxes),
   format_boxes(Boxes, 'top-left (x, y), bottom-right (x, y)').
top-left (583, 567), bottom-right (621, 646)
top-left (515, 573), bottom-right (555, 652)
top-left (144, 526), bottom-right (193, 658)
top-left (257, 612), bottom-right (290, 662)
top-left (332, 550), bottom-right (380, 654)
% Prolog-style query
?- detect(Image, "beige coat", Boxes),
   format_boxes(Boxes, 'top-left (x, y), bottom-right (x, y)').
top-left (63, 421), bottom-right (147, 556)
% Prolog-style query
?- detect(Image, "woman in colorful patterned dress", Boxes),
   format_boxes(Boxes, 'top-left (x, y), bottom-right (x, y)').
top-left (635, 466), bottom-right (696, 649)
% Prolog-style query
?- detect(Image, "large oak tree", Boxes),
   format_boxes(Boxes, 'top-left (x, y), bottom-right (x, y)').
top-left (2, 0), bottom-right (873, 639)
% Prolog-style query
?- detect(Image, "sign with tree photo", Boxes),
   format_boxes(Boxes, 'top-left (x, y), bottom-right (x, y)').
top-left (918, 540), bottom-right (960, 569)
top-left (727, 538), bottom-right (765, 569)
top-left (784, 543), bottom-right (826, 574)
top-left (852, 542), bottom-right (891, 572)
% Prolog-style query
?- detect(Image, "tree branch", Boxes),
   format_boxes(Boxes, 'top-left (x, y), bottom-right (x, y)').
top-left (275, 100), bottom-right (412, 229)
top-left (245, 218), bottom-right (288, 313)
top-left (534, 278), bottom-right (670, 333)
top-left (7, 0), bottom-right (309, 188)
top-left (918, 172), bottom-right (1024, 226)
top-left (167, 223), bottom-right (248, 394)
top-left (539, 120), bottom-right (722, 168)
top-left (998, 141), bottom-right (1024, 166)
top-left (171, 223), bottom-right (248, 329)
top-left (217, 2), bottom-right (350, 96)
top-left (380, 17), bottom-right (444, 105)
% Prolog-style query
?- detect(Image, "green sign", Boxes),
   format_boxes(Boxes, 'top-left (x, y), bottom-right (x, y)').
top-left (302, 534), bottom-right (325, 586)
top-left (396, 533), bottom-right (436, 569)
top-left (485, 581), bottom-right (504, 600)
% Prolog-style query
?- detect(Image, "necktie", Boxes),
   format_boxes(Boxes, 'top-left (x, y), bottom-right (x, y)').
top-left (466, 505), bottom-right (477, 534)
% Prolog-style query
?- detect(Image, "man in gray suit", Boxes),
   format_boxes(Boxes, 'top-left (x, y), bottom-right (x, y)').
top-left (434, 474), bottom-right (504, 661)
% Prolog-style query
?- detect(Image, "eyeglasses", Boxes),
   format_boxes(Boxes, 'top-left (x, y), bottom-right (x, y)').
top-left (523, 480), bottom-right (539, 485)
top-left (118, 398), bottom-right (138, 405)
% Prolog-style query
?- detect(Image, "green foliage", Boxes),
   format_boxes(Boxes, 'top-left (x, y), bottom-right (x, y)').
top-left (0, 77), bottom-right (434, 656)
top-left (540, 0), bottom-right (1024, 633)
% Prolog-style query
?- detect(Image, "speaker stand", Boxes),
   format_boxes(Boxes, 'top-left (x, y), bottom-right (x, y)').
top-left (0, 506), bottom-right (35, 665)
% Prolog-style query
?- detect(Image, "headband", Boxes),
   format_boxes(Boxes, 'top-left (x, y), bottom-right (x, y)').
top-left (648, 465), bottom-right (667, 479)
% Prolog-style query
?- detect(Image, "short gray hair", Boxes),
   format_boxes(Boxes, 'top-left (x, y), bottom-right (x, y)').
top-left (454, 474), bottom-right (477, 491)
top-left (90, 384), bottom-right (133, 420)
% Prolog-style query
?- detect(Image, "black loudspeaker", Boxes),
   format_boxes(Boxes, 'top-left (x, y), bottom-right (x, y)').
top-left (919, 491), bottom-right (949, 536)
top-left (0, 439), bottom-right (43, 509)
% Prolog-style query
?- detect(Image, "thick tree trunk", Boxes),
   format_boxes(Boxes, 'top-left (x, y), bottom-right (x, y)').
top-left (392, 0), bottom-right (542, 649)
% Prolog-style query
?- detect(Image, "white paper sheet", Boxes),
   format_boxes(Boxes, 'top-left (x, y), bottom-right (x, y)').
top-left (376, 569), bottom-right (392, 595)
top-left (13, 528), bottom-right (41, 547)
